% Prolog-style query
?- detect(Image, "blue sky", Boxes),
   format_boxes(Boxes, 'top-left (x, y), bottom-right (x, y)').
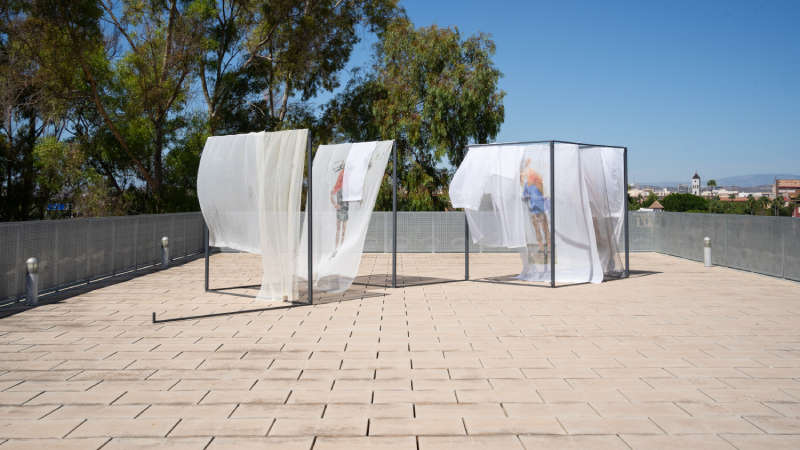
top-left (315, 0), bottom-right (799, 184)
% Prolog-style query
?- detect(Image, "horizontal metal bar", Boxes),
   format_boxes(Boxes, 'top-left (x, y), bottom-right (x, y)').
top-left (471, 278), bottom-right (592, 288)
top-left (466, 140), bottom-right (625, 149)
top-left (153, 303), bottom-right (304, 323)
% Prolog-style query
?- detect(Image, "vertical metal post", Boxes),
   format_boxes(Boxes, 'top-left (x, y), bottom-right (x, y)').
top-left (307, 129), bottom-right (314, 304)
top-left (86, 221), bottom-right (91, 284)
top-left (204, 221), bottom-right (209, 292)
top-left (549, 141), bottom-right (556, 288)
top-left (623, 147), bottom-right (630, 278)
top-left (111, 220), bottom-right (116, 277)
top-left (392, 140), bottom-right (397, 289)
top-left (134, 217), bottom-right (139, 272)
top-left (54, 223), bottom-right (59, 292)
top-left (465, 213), bottom-right (470, 281)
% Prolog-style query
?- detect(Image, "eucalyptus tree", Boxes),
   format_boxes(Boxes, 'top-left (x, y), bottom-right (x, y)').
top-left (12, 0), bottom-right (208, 211)
top-left (197, 0), bottom-right (399, 135)
top-left (323, 18), bottom-right (506, 211)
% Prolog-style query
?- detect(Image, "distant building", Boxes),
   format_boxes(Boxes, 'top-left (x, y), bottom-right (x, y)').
top-left (650, 201), bottom-right (664, 211)
top-left (774, 179), bottom-right (800, 202)
top-left (691, 173), bottom-right (700, 196)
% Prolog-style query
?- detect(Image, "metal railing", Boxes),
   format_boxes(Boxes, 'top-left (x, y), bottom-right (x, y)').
top-left (1, 212), bottom-right (205, 306)
top-left (3, 210), bottom-right (793, 306)
top-left (652, 211), bottom-right (800, 282)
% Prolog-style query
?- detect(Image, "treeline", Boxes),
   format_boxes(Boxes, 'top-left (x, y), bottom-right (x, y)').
top-left (0, 0), bottom-right (505, 221)
top-left (629, 192), bottom-right (794, 216)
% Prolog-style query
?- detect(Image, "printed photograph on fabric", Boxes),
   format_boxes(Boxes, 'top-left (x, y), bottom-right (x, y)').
top-left (330, 160), bottom-right (350, 258)
top-left (519, 151), bottom-right (554, 268)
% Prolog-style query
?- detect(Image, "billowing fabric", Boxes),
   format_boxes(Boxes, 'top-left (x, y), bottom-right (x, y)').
top-left (451, 143), bottom-right (616, 284)
top-left (342, 142), bottom-right (377, 201)
top-left (580, 146), bottom-right (625, 276)
top-left (198, 129), bottom-right (308, 301)
top-left (298, 141), bottom-right (393, 293)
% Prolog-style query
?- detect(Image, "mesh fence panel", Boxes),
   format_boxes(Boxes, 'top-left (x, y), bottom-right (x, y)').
top-left (114, 217), bottom-right (137, 274)
top-left (0, 224), bottom-right (20, 304)
top-left (726, 215), bottom-right (784, 277)
top-left (89, 219), bottom-right (115, 281)
top-left (1, 213), bottom-right (207, 305)
top-left (785, 218), bottom-right (800, 282)
top-left (57, 220), bottom-right (89, 287)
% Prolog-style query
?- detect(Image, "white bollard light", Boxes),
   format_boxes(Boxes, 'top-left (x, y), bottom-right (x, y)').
top-left (161, 237), bottom-right (169, 269)
top-left (25, 257), bottom-right (39, 306)
top-left (704, 237), bottom-right (712, 268)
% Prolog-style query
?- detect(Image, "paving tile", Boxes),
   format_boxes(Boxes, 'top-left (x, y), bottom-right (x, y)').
top-left (102, 437), bottom-right (212, 450)
top-left (651, 416), bottom-right (764, 434)
top-left (372, 391), bottom-right (457, 404)
top-left (312, 436), bottom-right (415, 450)
top-left (323, 404), bottom-right (413, 418)
top-left (138, 404), bottom-right (236, 419)
top-left (0, 405), bottom-right (60, 420)
top-left (206, 437), bottom-right (313, 450)
top-left (455, 389), bottom-right (543, 403)
top-left (676, 402), bottom-right (782, 416)
top-left (518, 435), bottom-right (630, 450)
top-left (504, 402), bottom-right (598, 417)
top-left (0, 438), bottom-right (109, 450)
top-left (742, 416), bottom-right (800, 434)
top-left (463, 417), bottom-right (564, 434)
top-left (560, 416), bottom-right (664, 435)
top-left (539, 389), bottom-right (628, 403)
top-left (720, 435), bottom-right (800, 450)
top-left (232, 404), bottom-right (324, 419)
top-left (418, 435), bottom-right (524, 450)
top-left (114, 391), bottom-right (207, 405)
top-left (369, 418), bottom-right (465, 435)
top-left (414, 403), bottom-right (506, 418)
top-left (0, 419), bottom-right (84, 439)
top-left (268, 418), bottom-right (367, 436)
top-left (68, 419), bottom-right (179, 438)
top-left (47, 405), bottom-right (148, 419)
top-left (287, 391), bottom-right (371, 404)
top-left (621, 435), bottom-right (737, 450)
top-left (26, 391), bottom-right (126, 406)
top-left (169, 418), bottom-right (274, 437)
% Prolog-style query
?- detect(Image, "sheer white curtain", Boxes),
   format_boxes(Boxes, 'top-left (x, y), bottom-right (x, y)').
top-left (450, 142), bottom-right (607, 284)
top-left (198, 129), bottom-right (308, 301)
top-left (580, 146), bottom-right (625, 276)
top-left (298, 140), bottom-right (393, 293)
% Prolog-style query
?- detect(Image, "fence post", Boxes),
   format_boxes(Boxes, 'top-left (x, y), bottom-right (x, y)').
top-left (111, 220), bottom-right (116, 277)
top-left (54, 223), bottom-right (59, 292)
top-left (782, 218), bottom-right (786, 279)
top-left (134, 217), bottom-right (139, 271)
top-left (86, 221), bottom-right (91, 284)
top-left (15, 224), bottom-right (21, 303)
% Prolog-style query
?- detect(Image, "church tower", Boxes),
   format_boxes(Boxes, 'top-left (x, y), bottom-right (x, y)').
top-left (692, 173), bottom-right (701, 196)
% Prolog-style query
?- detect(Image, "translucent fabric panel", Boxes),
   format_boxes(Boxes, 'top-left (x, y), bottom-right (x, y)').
top-left (298, 140), bottom-right (393, 293)
top-left (516, 144), bottom-right (603, 283)
top-left (450, 143), bottom-right (604, 284)
top-left (580, 146), bottom-right (625, 276)
top-left (198, 129), bottom-right (308, 301)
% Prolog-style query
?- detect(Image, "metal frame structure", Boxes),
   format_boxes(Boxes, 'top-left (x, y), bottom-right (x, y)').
top-left (464, 140), bottom-right (630, 288)
top-left (202, 138), bottom-right (629, 302)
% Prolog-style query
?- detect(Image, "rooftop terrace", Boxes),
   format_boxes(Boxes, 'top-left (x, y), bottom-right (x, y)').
top-left (1, 252), bottom-right (798, 449)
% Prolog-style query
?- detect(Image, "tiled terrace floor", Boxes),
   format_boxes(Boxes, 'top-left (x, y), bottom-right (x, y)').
top-left (1, 252), bottom-right (799, 449)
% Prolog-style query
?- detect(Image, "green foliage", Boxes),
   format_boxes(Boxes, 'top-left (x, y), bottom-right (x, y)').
top-left (660, 193), bottom-right (708, 212)
top-left (641, 192), bottom-right (659, 208)
top-left (323, 19), bottom-right (505, 211)
top-left (707, 179), bottom-right (717, 187)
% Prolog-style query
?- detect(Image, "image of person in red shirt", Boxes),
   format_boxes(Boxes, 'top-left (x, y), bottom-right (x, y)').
top-left (330, 162), bottom-right (349, 257)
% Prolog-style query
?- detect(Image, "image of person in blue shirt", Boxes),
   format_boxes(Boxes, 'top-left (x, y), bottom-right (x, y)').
top-left (520, 159), bottom-right (551, 262)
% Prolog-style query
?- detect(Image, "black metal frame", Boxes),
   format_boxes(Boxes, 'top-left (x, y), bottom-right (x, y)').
top-left (465, 140), bottom-right (630, 288)
top-left (205, 130), bottom-right (318, 303)
top-left (202, 138), bottom-right (629, 299)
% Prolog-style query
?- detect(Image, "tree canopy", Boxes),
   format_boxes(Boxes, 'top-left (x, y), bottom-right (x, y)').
top-left (660, 193), bottom-right (708, 212)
